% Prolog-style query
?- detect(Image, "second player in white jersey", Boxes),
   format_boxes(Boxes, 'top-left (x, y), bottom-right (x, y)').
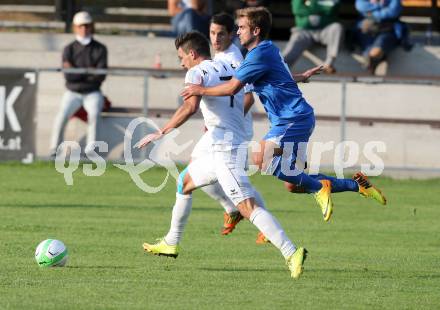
top-left (213, 43), bottom-right (254, 141)
top-left (193, 13), bottom-right (259, 237)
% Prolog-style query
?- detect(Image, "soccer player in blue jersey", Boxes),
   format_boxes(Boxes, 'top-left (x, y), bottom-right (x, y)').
top-left (182, 7), bottom-right (386, 223)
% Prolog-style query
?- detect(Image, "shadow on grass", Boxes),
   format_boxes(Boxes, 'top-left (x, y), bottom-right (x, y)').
top-left (66, 265), bottom-right (137, 270)
top-left (0, 203), bottom-right (166, 211)
top-left (199, 267), bottom-right (394, 274)
top-left (0, 203), bottom-right (304, 214)
top-left (199, 267), bottom-right (282, 273)
top-left (413, 274), bottom-right (440, 279)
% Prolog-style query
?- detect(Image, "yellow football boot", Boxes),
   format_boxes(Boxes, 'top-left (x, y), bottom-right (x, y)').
top-left (353, 172), bottom-right (387, 205)
top-left (286, 247), bottom-right (308, 279)
top-left (143, 238), bottom-right (179, 258)
top-left (313, 180), bottom-right (333, 222)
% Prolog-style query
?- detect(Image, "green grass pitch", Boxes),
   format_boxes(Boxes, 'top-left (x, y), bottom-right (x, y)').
top-left (1, 162), bottom-right (439, 309)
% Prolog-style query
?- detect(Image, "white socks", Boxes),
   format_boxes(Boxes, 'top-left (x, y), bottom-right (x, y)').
top-left (163, 191), bottom-right (296, 260)
top-left (249, 207), bottom-right (296, 259)
top-left (201, 183), bottom-right (238, 214)
top-left (164, 193), bottom-right (192, 246)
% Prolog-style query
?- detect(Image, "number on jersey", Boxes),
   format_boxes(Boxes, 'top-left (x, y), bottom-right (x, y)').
top-left (219, 75), bottom-right (234, 108)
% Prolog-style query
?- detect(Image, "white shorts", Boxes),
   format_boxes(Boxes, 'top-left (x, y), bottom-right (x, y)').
top-left (192, 131), bottom-right (250, 170)
top-left (190, 131), bottom-right (212, 160)
top-left (188, 134), bottom-right (253, 206)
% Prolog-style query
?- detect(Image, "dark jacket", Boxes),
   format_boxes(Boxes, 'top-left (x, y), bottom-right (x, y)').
top-left (62, 39), bottom-right (107, 94)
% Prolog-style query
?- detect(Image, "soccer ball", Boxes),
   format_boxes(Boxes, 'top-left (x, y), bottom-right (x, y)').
top-left (35, 239), bottom-right (68, 267)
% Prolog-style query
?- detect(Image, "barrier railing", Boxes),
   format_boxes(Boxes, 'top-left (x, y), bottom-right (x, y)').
top-left (34, 67), bottom-right (440, 174)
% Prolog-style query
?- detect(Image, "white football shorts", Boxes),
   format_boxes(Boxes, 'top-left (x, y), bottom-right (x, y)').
top-left (188, 140), bottom-right (253, 206)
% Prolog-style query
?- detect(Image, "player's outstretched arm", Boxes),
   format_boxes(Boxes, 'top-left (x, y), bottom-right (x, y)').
top-left (135, 95), bottom-right (201, 149)
top-left (293, 65), bottom-right (323, 83)
top-left (181, 78), bottom-right (244, 100)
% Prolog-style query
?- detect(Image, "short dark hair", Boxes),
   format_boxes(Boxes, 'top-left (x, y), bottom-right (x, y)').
top-left (175, 31), bottom-right (211, 57)
top-left (210, 13), bottom-right (235, 33)
top-left (236, 6), bottom-right (272, 39)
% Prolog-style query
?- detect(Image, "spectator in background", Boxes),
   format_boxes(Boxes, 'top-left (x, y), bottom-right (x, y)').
top-left (168, 0), bottom-right (211, 38)
top-left (50, 11), bottom-right (107, 158)
top-left (241, 0), bottom-right (267, 7)
top-left (282, 0), bottom-right (343, 74)
top-left (221, 0), bottom-right (268, 13)
top-left (282, 0), bottom-right (344, 73)
top-left (352, 0), bottom-right (409, 74)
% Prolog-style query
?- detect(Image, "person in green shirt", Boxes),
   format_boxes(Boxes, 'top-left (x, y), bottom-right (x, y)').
top-left (282, 0), bottom-right (343, 73)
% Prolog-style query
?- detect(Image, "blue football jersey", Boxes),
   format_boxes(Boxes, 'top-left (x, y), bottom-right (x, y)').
top-left (235, 40), bottom-right (314, 126)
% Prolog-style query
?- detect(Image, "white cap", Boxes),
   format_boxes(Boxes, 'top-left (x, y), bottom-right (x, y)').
top-left (73, 11), bottom-right (93, 26)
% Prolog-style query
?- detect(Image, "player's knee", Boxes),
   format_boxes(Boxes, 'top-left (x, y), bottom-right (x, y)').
top-left (284, 182), bottom-right (296, 192)
top-left (181, 184), bottom-right (193, 195)
top-left (177, 169), bottom-right (195, 195)
top-left (236, 198), bottom-right (256, 219)
top-left (237, 206), bottom-right (252, 219)
top-left (284, 181), bottom-right (306, 193)
top-left (176, 168), bottom-right (188, 195)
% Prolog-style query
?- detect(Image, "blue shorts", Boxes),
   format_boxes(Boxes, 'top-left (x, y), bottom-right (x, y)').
top-left (263, 115), bottom-right (315, 147)
top-left (262, 115), bottom-right (315, 175)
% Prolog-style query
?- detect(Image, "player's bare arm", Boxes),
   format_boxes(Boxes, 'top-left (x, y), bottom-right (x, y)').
top-left (293, 65), bottom-right (323, 83)
top-left (244, 92), bottom-right (254, 116)
top-left (135, 94), bottom-right (201, 148)
top-left (181, 77), bottom-right (243, 100)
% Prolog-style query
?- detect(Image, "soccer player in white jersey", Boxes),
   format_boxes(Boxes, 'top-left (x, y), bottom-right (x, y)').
top-left (192, 13), bottom-right (256, 236)
top-left (136, 31), bottom-right (307, 279)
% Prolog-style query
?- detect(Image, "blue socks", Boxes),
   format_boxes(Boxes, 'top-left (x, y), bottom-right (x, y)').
top-left (310, 174), bottom-right (359, 193)
top-left (272, 162), bottom-right (322, 193)
top-left (269, 156), bottom-right (359, 194)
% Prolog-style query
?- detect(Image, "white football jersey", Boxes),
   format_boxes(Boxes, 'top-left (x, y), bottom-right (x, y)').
top-left (185, 59), bottom-right (247, 145)
top-left (214, 43), bottom-right (254, 141)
